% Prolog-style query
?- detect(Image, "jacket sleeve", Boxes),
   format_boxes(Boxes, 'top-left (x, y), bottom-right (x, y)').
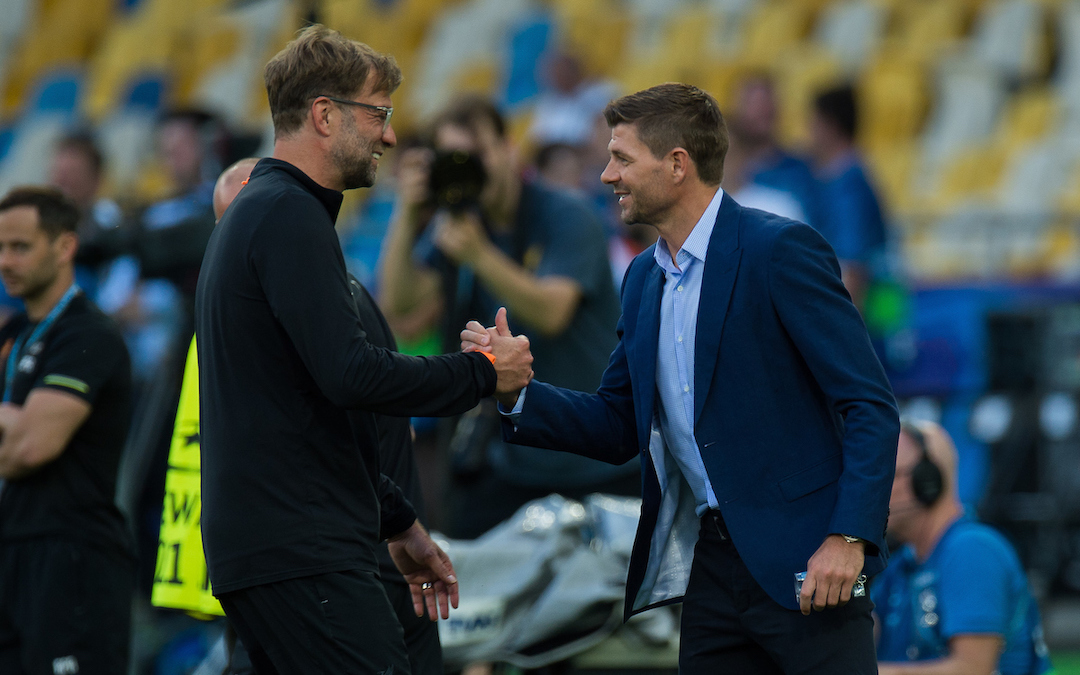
top-left (505, 311), bottom-right (639, 465)
top-left (377, 473), bottom-right (417, 541)
top-left (252, 196), bottom-right (496, 417)
top-left (768, 221), bottom-right (899, 550)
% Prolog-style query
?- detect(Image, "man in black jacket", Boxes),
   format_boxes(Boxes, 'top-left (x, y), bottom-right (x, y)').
top-left (195, 25), bottom-right (533, 675)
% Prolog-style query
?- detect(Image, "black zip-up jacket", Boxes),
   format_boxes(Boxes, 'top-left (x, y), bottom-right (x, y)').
top-left (195, 158), bottom-right (496, 594)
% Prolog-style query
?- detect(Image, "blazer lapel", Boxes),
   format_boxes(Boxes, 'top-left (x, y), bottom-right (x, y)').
top-left (634, 263), bottom-right (664, 441)
top-left (693, 196), bottom-right (743, 425)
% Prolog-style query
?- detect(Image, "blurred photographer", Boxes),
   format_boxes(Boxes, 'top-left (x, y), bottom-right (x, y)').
top-left (380, 95), bottom-right (635, 538)
top-left (873, 421), bottom-right (1054, 675)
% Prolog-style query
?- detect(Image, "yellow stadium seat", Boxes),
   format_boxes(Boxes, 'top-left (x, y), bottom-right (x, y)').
top-left (885, 0), bottom-right (970, 66)
top-left (925, 142), bottom-right (1012, 212)
top-left (0, 0), bottom-right (116, 114)
top-left (857, 53), bottom-right (929, 151)
top-left (83, 15), bottom-right (177, 121)
top-left (739, 1), bottom-right (814, 71)
top-left (773, 44), bottom-right (841, 146)
top-left (865, 139), bottom-right (920, 215)
top-left (554, 0), bottom-right (630, 80)
top-left (994, 86), bottom-right (1060, 151)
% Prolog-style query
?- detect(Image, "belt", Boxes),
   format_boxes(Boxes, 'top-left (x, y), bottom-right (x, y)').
top-left (702, 509), bottom-right (730, 541)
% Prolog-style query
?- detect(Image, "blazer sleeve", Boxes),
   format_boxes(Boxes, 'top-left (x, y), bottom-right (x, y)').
top-left (768, 221), bottom-right (899, 549)
top-left (505, 312), bottom-right (640, 465)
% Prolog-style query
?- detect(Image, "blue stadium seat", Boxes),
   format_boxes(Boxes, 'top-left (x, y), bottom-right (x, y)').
top-left (126, 75), bottom-right (165, 111)
top-left (0, 126), bottom-right (13, 163)
top-left (31, 71), bottom-right (82, 114)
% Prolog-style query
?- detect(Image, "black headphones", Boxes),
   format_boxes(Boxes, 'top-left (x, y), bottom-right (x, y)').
top-left (901, 422), bottom-right (944, 507)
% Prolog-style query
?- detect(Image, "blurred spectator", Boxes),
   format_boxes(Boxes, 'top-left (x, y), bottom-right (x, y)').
top-left (809, 85), bottom-right (888, 311)
top-left (534, 142), bottom-right (585, 192)
top-left (0, 187), bottom-right (134, 675)
top-left (48, 133), bottom-right (137, 319)
top-left (380, 95), bottom-right (636, 539)
top-left (873, 422), bottom-right (1054, 675)
top-left (723, 75), bottom-right (818, 226)
top-left (527, 52), bottom-right (617, 147)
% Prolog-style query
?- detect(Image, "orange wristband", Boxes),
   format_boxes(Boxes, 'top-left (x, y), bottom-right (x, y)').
top-left (479, 351), bottom-right (496, 365)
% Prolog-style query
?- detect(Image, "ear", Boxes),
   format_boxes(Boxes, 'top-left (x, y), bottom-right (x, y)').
top-left (55, 232), bottom-right (78, 265)
top-left (669, 147), bottom-right (692, 185)
top-left (310, 97), bottom-right (335, 138)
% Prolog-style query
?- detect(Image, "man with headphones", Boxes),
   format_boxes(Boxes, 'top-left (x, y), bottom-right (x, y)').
top-left (873, 421), bottom-right (1054, 675)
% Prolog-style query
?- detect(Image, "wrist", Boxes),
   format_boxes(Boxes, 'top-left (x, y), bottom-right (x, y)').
top-left (836, 533), bottom-right (867, 551)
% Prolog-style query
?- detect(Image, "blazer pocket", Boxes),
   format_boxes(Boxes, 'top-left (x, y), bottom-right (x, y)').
top-left (777, 453), bottom-right (842, 502)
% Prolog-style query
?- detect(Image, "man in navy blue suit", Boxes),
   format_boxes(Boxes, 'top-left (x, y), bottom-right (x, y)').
top-left (462, 83), bottom-right (899, 674)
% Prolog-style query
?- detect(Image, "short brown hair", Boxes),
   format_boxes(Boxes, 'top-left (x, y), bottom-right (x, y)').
top-left (0, 186), bottom-right (80, 239)
top-left (264, 24), bottom-right (403, 137)
top-left (604, 83), bottom-right (728, 185)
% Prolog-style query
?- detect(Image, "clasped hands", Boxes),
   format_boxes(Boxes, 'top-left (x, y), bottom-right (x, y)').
top-left (461, 307), bottom-right (532, 406)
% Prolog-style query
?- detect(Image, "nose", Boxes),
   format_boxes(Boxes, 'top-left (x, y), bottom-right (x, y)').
top-left (600, 158), bottom-right (618, 185)
top-left (383, 124), bottom-right (397, 149)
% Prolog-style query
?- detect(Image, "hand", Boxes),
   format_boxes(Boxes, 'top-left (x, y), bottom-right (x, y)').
top-left (434, 211), bottom-right (489, 266)
top-left (461, 308), bottom-right (532, 406)
top-left (799, 534), bottom-right (865, 616)
top-left (395, 147), bottom-right (433, 211)
top-left (387, 520), bottom-right (459, 620)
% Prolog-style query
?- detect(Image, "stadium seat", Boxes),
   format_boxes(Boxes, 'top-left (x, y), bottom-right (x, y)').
top-left (0, 115), bottom-right (71, 197)
top-left (1056, 0), bottom-right (1080, 121)
top-left (739, 0), bottom-right (814, 70)
top-left (999, 138), bottom-right (1077, 213)
top-left (83, 15), bottom-right (175, 121)
top-left (858, 53), bottom-right (929, 151)
top-left (31, 70), bottom-right (82, 114)
top-left (189, 0), bottom-right (292, 128)
top-left (970, 0), bottom-right (1049, 82)
top-left (814, 0), bottom-right (890, 76)
top-left (773, 43), bottom-right (841, 145)
top-left (886, 0), bottom-right (970, 66)
top-left (920, 55), bottom-right (1007, 171)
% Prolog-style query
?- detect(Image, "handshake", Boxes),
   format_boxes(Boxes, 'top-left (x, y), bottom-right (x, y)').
top-left (461, 307), bottom-right (533, 406)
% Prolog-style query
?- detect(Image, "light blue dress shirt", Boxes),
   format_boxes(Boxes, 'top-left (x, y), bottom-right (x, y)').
top-left (504, 188), bottom-right (725, 516)
top-left (653, 187), bottom-right (724, 516)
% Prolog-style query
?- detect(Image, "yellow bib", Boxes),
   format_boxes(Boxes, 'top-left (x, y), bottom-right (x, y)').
top-left (150, 337), bottom-right (224, 617)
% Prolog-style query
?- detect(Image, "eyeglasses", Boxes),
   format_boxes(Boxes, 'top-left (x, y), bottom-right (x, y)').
top-left (321, 95), bottom-right (393, 133)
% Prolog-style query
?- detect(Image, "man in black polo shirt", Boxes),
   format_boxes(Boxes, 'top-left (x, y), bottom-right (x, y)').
top-left (0, 186), bottom-right (134, 675)
top-left (195, 25), bottom-right (533, 675)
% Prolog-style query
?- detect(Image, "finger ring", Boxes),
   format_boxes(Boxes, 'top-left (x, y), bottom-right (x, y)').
top-left (421, 582), bottom-right (433, 590)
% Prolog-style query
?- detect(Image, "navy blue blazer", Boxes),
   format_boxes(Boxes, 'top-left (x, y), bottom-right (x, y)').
top-left (505, 195), bottom-right (899, 616)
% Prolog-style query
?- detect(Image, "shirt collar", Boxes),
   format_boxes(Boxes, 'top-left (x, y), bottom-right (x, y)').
top-left (654, 187), bottom-right (724, 271)
top-left (251, 158), bottom-right (345, 222)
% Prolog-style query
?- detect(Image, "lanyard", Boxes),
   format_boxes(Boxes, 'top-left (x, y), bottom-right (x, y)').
top-left (3, 284), bottom-right (80, 403)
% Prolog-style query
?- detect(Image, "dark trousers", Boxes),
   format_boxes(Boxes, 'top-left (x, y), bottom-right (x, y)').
top-left (679, 512), bottom-right (878, 675)
top-left (219, 568), bottom-right (412, 675)
top-left (0, 539), bottom-right (134, 675)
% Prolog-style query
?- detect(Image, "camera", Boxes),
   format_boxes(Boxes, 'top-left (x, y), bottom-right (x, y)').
top-left (428, 150), bottom-right (486, 214)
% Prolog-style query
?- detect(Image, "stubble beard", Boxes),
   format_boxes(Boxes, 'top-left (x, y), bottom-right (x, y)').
top-left (333, 116), bottom-right (378, 191)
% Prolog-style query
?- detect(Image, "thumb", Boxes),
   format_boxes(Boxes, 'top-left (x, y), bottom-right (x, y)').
top-left (494, 307), bottom-right (513, 338)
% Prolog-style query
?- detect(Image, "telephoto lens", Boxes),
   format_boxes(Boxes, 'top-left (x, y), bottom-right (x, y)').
top-left (428, 150), bottom-right (486, 214)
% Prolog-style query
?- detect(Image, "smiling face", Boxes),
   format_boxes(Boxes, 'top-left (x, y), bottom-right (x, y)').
top-left (0, 205), bottom-right (72, 302)
top-left (330, 86), bottom-right (397, 190)
top-left (600, 123), bottom-right (676, 227)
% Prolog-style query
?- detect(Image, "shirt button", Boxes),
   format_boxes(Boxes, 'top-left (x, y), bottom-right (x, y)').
top-left (677, 335), bottom-right (683, 342)
top-left (677, 285), bottom-right (684, 292)
top-left (683, 385), bottom-right (690, 393)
